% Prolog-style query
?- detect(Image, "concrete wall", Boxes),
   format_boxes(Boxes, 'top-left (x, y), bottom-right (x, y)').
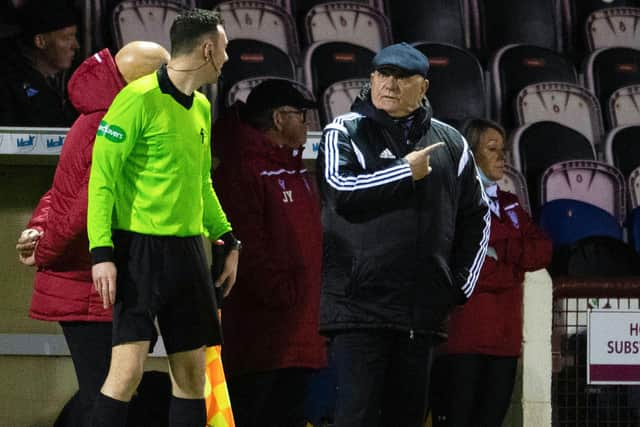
top-left (504, 269), bottom-right (554, 427)
top-left (0, 160), bottom-right (169, 426)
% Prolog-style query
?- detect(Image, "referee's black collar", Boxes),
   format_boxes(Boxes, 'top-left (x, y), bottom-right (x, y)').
top-left (157, 64), bottom-right (194, 109)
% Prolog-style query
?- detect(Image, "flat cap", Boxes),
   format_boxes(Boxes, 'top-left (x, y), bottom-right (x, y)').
top-left (372, 42), bottom-right (429, 78)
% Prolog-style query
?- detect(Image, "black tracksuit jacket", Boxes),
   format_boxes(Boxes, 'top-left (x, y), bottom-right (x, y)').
top-left (316, 93), bottom-right (491, 336)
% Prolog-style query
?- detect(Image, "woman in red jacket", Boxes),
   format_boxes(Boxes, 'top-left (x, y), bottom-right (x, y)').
top-left (15, 42), bottom-right (169, 425)
top-left (430, 118), bottom-right (552, 427)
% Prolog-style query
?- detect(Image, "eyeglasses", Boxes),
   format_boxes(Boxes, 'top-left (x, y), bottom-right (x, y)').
top-left (278, 108), bottom-right (307, 122)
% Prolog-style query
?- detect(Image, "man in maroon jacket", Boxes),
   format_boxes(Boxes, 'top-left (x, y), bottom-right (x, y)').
top-left (16, 41), bottom-right (169, 427)
top-left (212, 79), bottom-right (327, 427)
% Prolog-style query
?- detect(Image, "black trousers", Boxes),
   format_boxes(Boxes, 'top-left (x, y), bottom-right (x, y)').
top-left (59, 321), bottom-right (113, 427)
top-left (430, 354), bottom-right (518, 427)
top-left (330, 330), bottom-right (436, 427)
top-left (227, 368), bottom-right (310, 427)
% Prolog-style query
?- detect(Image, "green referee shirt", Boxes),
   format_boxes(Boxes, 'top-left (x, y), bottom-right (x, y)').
top-left (87, 66), bottom-right (232, 262)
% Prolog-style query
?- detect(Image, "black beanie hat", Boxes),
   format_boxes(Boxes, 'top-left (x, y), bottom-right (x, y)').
top-left (18, 0), bottom-right (78, 36)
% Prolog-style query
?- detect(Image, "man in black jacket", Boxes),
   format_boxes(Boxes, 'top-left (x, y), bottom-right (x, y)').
top-left (0, 0), bottom-right (79, 126)
top-left (316, 42), bottom-right (491, 427)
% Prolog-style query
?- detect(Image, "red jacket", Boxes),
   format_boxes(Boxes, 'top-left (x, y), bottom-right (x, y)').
top-left (443, 189), bottom-right (552, 356)
top-left (28, 49), bottom-right (125, 322)
top-left (213, 105), bottom-right (327, 375)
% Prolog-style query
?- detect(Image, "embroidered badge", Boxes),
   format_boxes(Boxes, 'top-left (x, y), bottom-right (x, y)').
top-left (506, 209), bottom-right (520, 229)
top-left (25, 84), bottom-right (39, 97)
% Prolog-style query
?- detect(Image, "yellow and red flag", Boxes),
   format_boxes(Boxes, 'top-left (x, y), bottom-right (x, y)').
top-left (204, 345), bottom-right (235, 427)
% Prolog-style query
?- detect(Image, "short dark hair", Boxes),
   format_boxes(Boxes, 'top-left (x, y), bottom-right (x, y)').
top-left (169, 8), bottom-right (223, 56)
top-left (461, 118), bottom-right (506, 153)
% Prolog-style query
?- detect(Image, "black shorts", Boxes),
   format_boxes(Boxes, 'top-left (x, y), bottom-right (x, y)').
top-left (111, 230), bottom-right (222, 354)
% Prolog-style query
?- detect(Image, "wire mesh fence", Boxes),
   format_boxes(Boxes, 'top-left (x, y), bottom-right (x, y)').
top-left (552, 279), bottom-right (640, 427)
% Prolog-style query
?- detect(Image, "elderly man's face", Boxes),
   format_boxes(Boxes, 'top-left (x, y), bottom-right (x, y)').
top-left (40, 25), bottom-right (79, 73)
top-left (370, 69), bottom-right (428, 117)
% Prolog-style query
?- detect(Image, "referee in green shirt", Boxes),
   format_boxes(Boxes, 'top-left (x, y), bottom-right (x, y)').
top-left (87, 9), bottom-right (239, 426)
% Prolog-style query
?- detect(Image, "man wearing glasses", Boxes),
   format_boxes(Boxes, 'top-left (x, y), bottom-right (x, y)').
top-left (316, 42), bottom-right (490, 426)
top-left (212, 79), bottom-right (326, 427)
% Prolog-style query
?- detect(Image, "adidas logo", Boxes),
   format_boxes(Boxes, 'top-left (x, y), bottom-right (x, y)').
top-left (379, 148), bottom-right (395, 159)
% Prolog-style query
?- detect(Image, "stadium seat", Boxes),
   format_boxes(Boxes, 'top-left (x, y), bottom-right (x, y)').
top-left (541, 160), bottom-right (626, 224)
top-left (510, 122), bottom-right (595, 212)
top-left (608, 84), bottom-right (640, 128)
top-left (629, 166), bottom-right (640, 252)
top-left (561, 0), bottom-right (640, 59)
top-left (303, 2), bottom-right (391, 52)
top-left (111, 0), bottom-right (188, 50)
top-left (584, 47), bottom-right (640, 129)
top-left (629, 207), bottom-right (640, 253)
top-left (515, 81), bottom-right (604, 150)
top-left (226, 77), bottom-right (322, 131)
top-left (539, 159), bottom-right (628, 270)
top-left (205, 0), bottom-right (290, 12)
top-left (320, 78), bottom-right (368, 125)
top-left (550, 234), bottom-right (640, 276)
top-left (216, 1), bottom-right (299, 56)
top-left (293, 0), bottom-right (385, 44)
top-left (539, 199), bottom-right (623, 247)
top-left (414, 42), bottom-right (486, 128)
top-left (585, 7), bottom-right (640, 51)
top-left (497, 164), bottom-right (531, 215)
top-left (219, 39), bottom-right (296, 110)
top-left (630, 165), bottom-right (640, 209)
top-left (604, 125), bottom-right (640, 179)
top-left (303, 41), bottom-right (375, 101)
top-left (387, 0), bottom-right (469, 48)
top-left (469, 0), bottom-right (562, 58)
top-left (490, 44), bottom-right (577, 130)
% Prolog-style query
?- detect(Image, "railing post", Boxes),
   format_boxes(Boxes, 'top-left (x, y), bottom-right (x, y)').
top-left (506, 269), bottom-right (553, 427)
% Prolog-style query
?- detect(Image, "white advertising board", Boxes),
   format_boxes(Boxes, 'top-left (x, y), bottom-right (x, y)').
top-left (0, 127), bottom-right (69, 155)
top-left (1, 128), bottom-right (324, 159)
top-left (587, 309), bottom-right (640, 384)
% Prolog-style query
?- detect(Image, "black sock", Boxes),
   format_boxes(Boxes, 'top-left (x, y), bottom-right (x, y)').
top-left (90, 392), bottom-right (129, 427)
top-left (169, 396), bottom-right (206, 427)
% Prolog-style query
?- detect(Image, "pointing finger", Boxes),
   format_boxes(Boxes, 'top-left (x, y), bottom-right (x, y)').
top-left (421, 142), bottom-right (445, 155)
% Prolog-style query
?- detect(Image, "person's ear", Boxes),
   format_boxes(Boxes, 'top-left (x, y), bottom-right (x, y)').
top-left (33, 34), bottom-right (47, 49)
top-left (423, 79), bottom-right (430, 96)
top-left (272, 110), bottom-right (284, 131)
top-left (202, 42), bottom-right (211, 61)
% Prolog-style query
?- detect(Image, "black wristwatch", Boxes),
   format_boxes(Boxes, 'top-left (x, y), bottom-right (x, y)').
top-left (220, 231), bottom-right (242, 253)
top-left (230, 238), bottom-right (242, 252)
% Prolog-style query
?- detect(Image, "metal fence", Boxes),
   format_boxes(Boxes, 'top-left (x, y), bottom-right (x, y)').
top-left (552, 278), bottom-right (640, 427)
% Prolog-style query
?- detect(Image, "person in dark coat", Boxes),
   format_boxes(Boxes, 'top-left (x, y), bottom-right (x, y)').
top-left (430, 118), bottom-right (552, 427)
top-left (315, 42), bottom-right (491, 427)
top-left (0, 0), bottom-right (80, 126)
top-left (213, 79), bottom-right (327, 427)
top-left (16, 41), bottom-right (170, 427)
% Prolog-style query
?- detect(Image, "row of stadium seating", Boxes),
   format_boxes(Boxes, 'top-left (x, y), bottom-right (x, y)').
top-left (500, 160), bottom-right (640, 252)
top-left (102, 2), bottom-right (640, 132)
top-left (105, 0), bottom-right (640, 61)
top-left (218, 43), bottom-right (640, 133)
